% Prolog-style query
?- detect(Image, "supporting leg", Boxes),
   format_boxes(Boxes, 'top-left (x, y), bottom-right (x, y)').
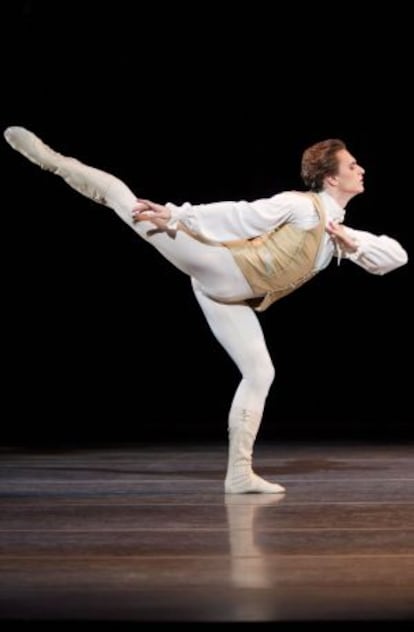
top-left (191, 279), bottom-right (285, 494)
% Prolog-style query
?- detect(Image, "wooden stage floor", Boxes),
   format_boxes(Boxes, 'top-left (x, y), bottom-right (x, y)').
top-left (0, 441), bottom-right (413, 626)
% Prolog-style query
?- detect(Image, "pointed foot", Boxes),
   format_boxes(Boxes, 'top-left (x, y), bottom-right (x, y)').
top-left (4, 126), bottom-right (63, 172)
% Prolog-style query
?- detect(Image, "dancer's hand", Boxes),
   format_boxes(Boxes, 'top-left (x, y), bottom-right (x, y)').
top-left (326, 221), bottom-right (358, 253)
top-left (132, 199), bottom-right (171, 229)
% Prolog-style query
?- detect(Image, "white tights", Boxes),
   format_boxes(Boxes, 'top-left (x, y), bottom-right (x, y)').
top-left (191, 279), bottom-right (275, 412)
top-left (104, 172), bottom-right (276, 413)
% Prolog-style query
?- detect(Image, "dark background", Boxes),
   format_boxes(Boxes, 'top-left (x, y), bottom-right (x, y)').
top-left (1, 2), bottom-right (412, 445)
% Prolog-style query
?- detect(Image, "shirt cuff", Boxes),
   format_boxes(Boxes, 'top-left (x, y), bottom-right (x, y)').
top-left (345, 238), bottom-right (364, 261)
top-left (165, 202), bottom-right (189, 230)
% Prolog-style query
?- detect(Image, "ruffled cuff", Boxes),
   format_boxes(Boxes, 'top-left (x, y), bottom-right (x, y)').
top-left (345, 239), bottom-right (364, 262)
top-left (165, 202), bottom-right (191, 230)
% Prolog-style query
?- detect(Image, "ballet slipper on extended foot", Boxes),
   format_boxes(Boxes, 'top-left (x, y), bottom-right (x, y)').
top-left (4, 126), bottom-right (121, 206)
top-left (224, 407), bottom-right (285, 494)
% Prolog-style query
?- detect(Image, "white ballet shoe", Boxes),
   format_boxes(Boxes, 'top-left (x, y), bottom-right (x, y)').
top-left (4, 126), bottom-right (117, 206)
top-left (5, 126), bottom-right (67, 171)
top-left (225, 471), bottom-right (286, 494)
top-left (224, 407), bottom-right (285, 494)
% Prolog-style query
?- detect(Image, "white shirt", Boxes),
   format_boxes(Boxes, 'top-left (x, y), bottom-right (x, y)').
top-left (166, 190), bottom-right (408, 275)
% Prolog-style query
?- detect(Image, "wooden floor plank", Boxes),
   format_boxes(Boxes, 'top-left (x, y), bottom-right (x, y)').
top-left (0, 442), bottom-right (413, 623)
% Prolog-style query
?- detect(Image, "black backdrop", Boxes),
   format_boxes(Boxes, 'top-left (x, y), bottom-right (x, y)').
top-left (1, 2), bottom-right (412, 445)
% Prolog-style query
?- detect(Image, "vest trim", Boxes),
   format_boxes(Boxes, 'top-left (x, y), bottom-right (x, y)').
top-left (224, 192), bottom-right (326, 311)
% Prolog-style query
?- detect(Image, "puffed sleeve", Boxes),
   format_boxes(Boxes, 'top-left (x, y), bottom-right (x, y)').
top-left (164, 192), bottom-right (306, 243)
top-left (343, 227), bottom-right (408, 274)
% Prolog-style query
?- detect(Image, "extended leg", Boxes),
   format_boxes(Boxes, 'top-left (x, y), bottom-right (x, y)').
top-left (4, 126), bottom-right (253, 302)
top-left (192, 279), bottom-right (285, 494)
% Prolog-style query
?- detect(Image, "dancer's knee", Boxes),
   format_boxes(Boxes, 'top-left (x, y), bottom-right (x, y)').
top-left (255, 361), bottom-right (275, 392)
top-left (244, 358), bottom-right (275, 396)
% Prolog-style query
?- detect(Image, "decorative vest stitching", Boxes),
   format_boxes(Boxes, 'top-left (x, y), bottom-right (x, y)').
top-left (223, 192), bottom-right (326, 312)
top-left (177, 192), bottom-right (326, 312)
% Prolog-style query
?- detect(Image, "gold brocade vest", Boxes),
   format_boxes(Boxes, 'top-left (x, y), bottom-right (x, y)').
top-left (177, 192), bottom-right (326, 313)
top-left (223, 192), bottom-right (326, 312)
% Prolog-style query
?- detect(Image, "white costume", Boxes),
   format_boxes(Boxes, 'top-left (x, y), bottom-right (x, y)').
top-left (4, 127), bottom-right (408, 494)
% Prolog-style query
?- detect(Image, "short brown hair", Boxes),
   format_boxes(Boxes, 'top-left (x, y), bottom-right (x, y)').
top-left (301, 139), bottom-right (346, 191)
